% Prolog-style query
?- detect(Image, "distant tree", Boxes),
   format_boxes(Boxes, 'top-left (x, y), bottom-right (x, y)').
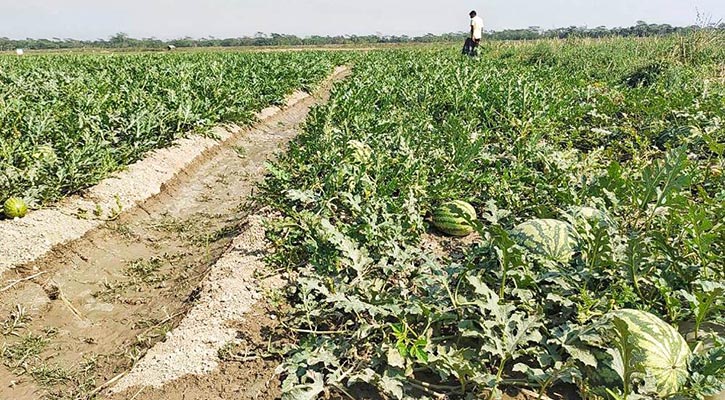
top-left (109, 32), bottom-right (130, 47)
top-left (3, 22), bottom-right (722, 51)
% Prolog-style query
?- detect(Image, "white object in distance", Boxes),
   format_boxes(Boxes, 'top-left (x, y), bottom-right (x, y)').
top-left (16, 48), bottom-right (24, 56)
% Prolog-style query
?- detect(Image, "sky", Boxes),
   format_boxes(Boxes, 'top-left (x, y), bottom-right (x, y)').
top-left (0, 0), bottom-right (723, 40)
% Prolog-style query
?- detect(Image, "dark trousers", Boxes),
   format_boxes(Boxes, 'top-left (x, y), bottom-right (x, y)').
top-left (462, 38), bottom-right (480, 57)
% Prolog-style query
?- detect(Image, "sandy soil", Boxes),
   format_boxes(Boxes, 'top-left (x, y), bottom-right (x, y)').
top-left (106, 301), bottom-right (285, 400)
top-left (108, 214), bottom-right (275, 393)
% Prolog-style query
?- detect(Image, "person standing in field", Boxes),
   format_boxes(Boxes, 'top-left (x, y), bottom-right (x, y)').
top-left (467, 10), bottom-right (484, 56)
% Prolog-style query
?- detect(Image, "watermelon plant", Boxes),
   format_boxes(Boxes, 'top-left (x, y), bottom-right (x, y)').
top-left (0, 51), bottom-right (343, 207)
top-left (261, 36), bottom-right (724, 400)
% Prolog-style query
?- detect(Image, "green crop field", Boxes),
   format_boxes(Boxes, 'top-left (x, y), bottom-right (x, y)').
top-left (1, 34), bottom-right (723, 399)
top-left (0, 51), bottom-right (339, 205)
top-left (261, 36), bottom-right (724, 399)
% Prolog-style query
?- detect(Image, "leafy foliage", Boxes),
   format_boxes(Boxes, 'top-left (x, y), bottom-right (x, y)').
top-left (0, 51), bottom-right (340, 205)
top-left (261, 38), bottom-right (724, 399)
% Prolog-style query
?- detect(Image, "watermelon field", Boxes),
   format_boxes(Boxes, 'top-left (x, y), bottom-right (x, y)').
top-left (1, 35), bottom-right (724, 400)
top-left (0, 51), bottom-right (339, 205)
top-left (261, 37), bottom-right (724, 399)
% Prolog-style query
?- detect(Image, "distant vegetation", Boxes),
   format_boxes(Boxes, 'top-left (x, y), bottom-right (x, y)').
top-left (2, 21), bottom-right (724, 50)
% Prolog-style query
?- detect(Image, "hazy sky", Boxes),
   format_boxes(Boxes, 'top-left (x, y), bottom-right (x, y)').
top-left (1, 0), bottom-right (723, 40)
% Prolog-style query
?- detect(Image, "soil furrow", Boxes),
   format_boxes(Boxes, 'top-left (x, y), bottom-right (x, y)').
top-left (0, 66), bottom-right (349, 400)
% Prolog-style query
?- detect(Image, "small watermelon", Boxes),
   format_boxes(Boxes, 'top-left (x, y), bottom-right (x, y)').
top-left (432, 201), bottom-right (477, 237)
top-left (511, 219), bottom-right (576, 263)
top-left (4, 197), bottom-right (28, 219)
top-left (606, 309), bottom-right (691, 397)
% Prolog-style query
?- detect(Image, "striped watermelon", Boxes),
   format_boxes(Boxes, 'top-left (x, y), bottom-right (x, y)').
top-left (432, 201), bottom-right (477, 237)
top-left (3, 197), bottom-right (28, 219)
top-left (511, 219), bottom-right (576, 263)
top-left (607, 309), bottom-right (691, 397)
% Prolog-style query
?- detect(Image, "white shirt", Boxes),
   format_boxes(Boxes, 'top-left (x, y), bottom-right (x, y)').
top-left (471, 16), bottom-right (484, 39)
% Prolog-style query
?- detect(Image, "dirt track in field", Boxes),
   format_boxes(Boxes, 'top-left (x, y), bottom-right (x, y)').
top-left (0, 67), bottom-right (349, 400)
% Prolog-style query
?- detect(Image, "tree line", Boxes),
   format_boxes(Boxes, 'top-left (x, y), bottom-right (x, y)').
top-left (2, 21), bottom-right (724, 51)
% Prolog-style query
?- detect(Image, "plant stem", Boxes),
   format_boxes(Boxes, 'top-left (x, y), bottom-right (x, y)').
top-left (486, 356), bottom-right (509, 400)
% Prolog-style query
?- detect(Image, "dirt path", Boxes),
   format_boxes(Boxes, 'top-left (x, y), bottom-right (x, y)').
top-left (0, 66), bottom-right (349, 400)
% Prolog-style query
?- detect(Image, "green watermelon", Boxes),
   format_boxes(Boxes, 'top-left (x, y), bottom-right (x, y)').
top-left (607, 309), bottom-right (691, 397)
top-left (432, 201), bottom-right (477, 237)
top-left (4, 197), bottom-right (28, 219)
top-left (511, 219), bottom-right (576, 263)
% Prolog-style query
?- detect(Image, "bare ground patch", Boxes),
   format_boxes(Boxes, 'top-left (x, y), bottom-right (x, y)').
top-left (107, 301), bottom-right (284, 400)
